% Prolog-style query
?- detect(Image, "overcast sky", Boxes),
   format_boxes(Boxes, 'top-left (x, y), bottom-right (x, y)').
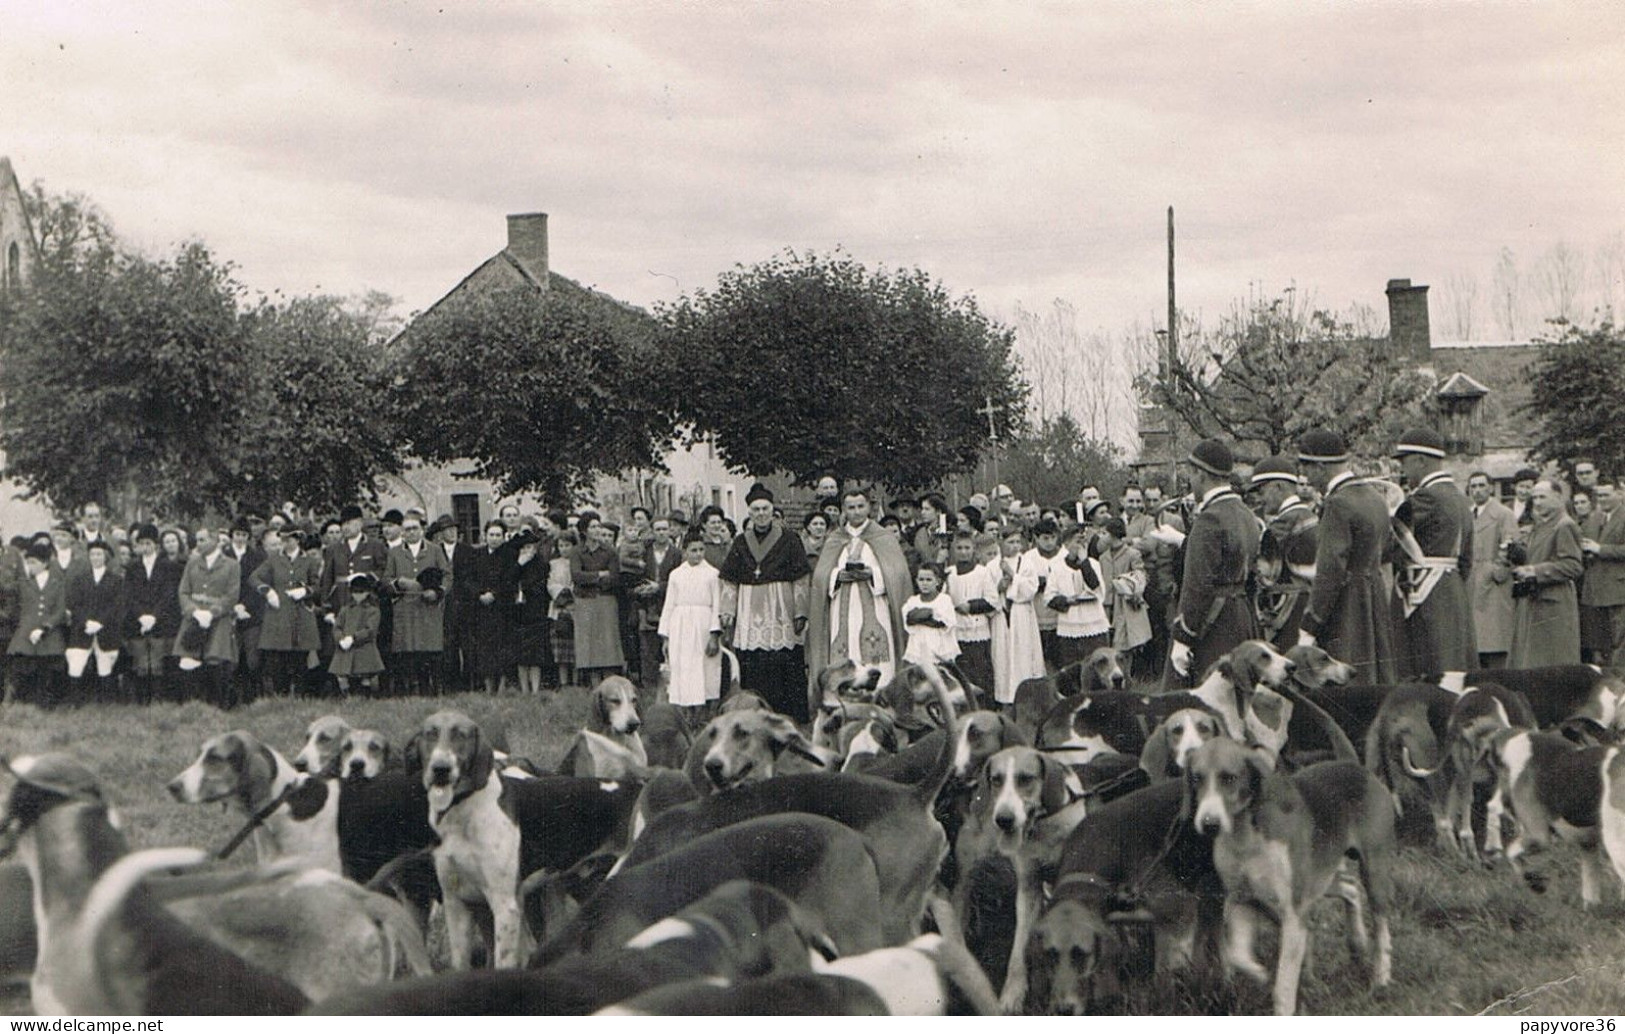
top-left (5, 2), bottom-right (1623, 345)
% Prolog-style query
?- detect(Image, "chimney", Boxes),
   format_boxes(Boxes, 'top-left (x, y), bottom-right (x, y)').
top-left (1385, 278), bottom-right (1431, 364)
top-left (506, 213), bottom-right (549, 288)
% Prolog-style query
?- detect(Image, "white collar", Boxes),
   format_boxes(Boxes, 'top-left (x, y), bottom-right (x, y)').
top-left (1200, 484), bottom-right (1231, 507)
top-left (143, 554), bottom-right (157, 572)
top-left (346, 535), bottom-right (363, 550)
top-left (845, 520), bottom-right (871, 537)
top-left (406, 540), bottom-right (422, 556)
top-left (1276, 495), bottom-right (1304, 515)
top-left (33, 570), bottom-right (48, 587)
top-left (1415, 470), bottom-right (1455, 491)
top-left (1327, 471), bottom-right (1358, 494)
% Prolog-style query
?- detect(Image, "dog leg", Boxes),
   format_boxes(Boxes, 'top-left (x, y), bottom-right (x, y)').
top-left (492, 897), bottom-right (527, 968)
top-left (1579, 850), bottom-right (1600, 908)
top-left (1221, 900), bottom-right (1268, 985)
top-left (1333, 863), bottom-right (1370, 963)
top-left (1372, 914), bottom-right (1392, 988)
top-left (1273, 912), bottom-right (1309, 1017)
top-left (441, 893), bottom-right (477, 970)
top-left (998, 869), bottom-right (1037, 1015)
top-left (1482, 786), bottom-right (1507, 860)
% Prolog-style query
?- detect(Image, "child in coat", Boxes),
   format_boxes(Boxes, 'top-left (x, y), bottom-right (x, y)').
top-left (329, 573), bottom-right (384, 693)
top-left (658, 534), bottom-right (722, 717)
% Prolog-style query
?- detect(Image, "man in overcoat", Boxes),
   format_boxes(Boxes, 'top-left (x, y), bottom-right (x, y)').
top-left (1297, 430), bottom-right (1397, 684)
top-left (1465, 471), bottom-right (1519, 667)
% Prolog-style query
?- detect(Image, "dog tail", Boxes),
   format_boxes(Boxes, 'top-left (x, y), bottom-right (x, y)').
top-left (913, 663), bottom-right (960, 809)
top-left (720, 645), bottom-right (742, 698)
top-left (79, 847), bottom-right (209, 974)
top-left (1272, 679), bottom-right (1360, 764)
top-left (352, 886), bottom-right (433, 977)
top-left (364, 847), bottom-right (436, 895)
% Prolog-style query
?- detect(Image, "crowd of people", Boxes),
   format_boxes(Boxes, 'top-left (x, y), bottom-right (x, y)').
top-left (1, 433), bottom-right (1618, 713)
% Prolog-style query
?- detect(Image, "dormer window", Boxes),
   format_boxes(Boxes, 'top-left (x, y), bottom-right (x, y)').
top-left (1437, 371), bottom-right (1489, 455)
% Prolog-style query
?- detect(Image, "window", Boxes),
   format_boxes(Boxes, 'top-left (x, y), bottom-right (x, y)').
top-left (451, 494), bottom-right (481, 543)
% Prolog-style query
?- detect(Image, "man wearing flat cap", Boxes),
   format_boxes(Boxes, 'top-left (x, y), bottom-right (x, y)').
top-left (1391, 428), bottom-right (1477, 676)
top-left (1252, 456), bottom-right (1318, 652)
top-left (1167, 439), bottom-right (1260, 685)
top-left (718, 483), bottom-right (812, 720)
top-left (1297, 430), bottom-right (1396, 683)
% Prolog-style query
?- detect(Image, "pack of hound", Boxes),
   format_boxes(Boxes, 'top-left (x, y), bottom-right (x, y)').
top-left (3, 648), bottom-right (1624, 1016)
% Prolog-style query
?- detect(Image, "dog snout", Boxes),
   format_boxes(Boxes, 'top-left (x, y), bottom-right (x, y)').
top-left (994, 808), bottom-right (1019, 833)
top-left (292, 756), bottom-right (310, 773)
top-left (165, 777), bottom-right (186, 801)
top-left (1110, 670), bottom-right (1125, 687)
top-left (624, 716), bottom-right (641, 733)
top-left (429, 760), bottom-right (454, 786)
top-left (1282, 658), bottom-right (1297, 674)
top-left (347, 758), bottom-right (366, 776)
top-left (704, 757), bottom-right (727, 785)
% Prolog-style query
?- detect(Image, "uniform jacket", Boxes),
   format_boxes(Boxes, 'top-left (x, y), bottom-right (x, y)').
top-left (1580, 506), bottom-right (1625, 608)
top-left (1256, 499), bottom-right (1318, 651)
top-left (175, 551), bottom-right (241, 664)
top-left (319, 535), bottom-right (391, 613)
top-left (65, 567), bottom-right (126, 652)
top-left (1172, 488), bottom-right (1260, 678)
top-left (8, 568), bottom-right (66, 656)
top-left (1302, 475), bottom-right (1397, 684)
top-left (124, 554), bottom-right (184, 640)
top-left (1393, 472), bottom-right (1477, 676)
top-left (250, 551), bottom-right (323, 652)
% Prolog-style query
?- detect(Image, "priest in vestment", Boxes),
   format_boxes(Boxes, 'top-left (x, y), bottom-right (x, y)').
top-left (806, 488), bottom-right (913, 717)
top-left (718, 483), bottom-right (812, 720)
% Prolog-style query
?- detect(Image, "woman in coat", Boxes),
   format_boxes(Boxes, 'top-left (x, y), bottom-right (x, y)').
top-left (9, 541), bottom-right (67, 707)
top-left (511, 531), bottom-right (551, 694)
top-left (570, 513), bottom-right (624, 687)
top-left (251, 529), bottom-right (322, 698)
top-left (384, 515), bottom-right (450, 696)
top-left (1510, 478), bottom-right (1584, 668)
top-left (466, 520), bottom-right (514, 693)
top-left (123, 523), bottom-right (183, 704)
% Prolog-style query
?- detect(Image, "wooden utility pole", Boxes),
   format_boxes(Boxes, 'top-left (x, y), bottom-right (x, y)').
top-left (1167, 206), bottom-right (1177, 385)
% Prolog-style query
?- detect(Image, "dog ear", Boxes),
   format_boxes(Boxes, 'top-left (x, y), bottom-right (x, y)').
top-left (467, 726), bottom-right (494, 790)
top-left (402, 731), bottom-right (425, 778)
top-left (1022, 926), bottom-right (1053, 1013)
top-left (1039, 755), bottom-right (1071, 815)
top-left (1242, 748), bottom-right (1273, 809)
top-left (766, 716), bottom-right (824, 765)
top-left (1139, 724), bottom-right (1173, 781)
top-left (1089, 925), bottom-right (1123, 1002)
top-left (1000, 714), bottom-right (1032, 749)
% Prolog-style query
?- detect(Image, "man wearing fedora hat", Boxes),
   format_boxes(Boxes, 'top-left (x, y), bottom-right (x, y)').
top-left (1167, 439), bottom-right (1260, 685)
top-left (1391, 428), bottom-right (1477, 676)
top-left (1297, 429), bottom-right (1397, 684)
top-left (1252, 456), bottom-right (1318, 652)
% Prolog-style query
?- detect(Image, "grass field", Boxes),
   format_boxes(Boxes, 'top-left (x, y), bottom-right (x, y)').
top-left (2, 690), bottom-right (1623, 1016)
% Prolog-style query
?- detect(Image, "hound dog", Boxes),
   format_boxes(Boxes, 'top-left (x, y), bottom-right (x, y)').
top-left (1037, 640), bottom-right (1296, 765)
top-left (1599, 747), bottom-right (1625, 893)
top-left (597, 973), bottom-right (890, 1015)
top-left (1024, 779), bottom-right (1226, 1016)
top-left (313, 880), bottom-right (836, 1014)
top-left (1187, 739), bottom-right (1396, 1016)
top-left (409, 711), bottom-right (640, 968)
top-left (1402, 684), bottom-right (1537, 858)
top-left (813, 700), bottom-right (895, 754)
top-left (1138, 708), bottom-right (1223, 782)
top-left (538, 814), bottom-right (888, 963)
top-left (1485, 730), bottom-right (1617, 905)
top-left (1441, 664), bottom-right (1625, 740)
top-left (337, 728), bottom-right (392, 780)
top-left (619, 664), bottom-right (962, 948)
top-left (294, 714), bottom-right (353, 776)
top-left (168, 730), bottom-right (342, 874)
top-left (1010, 647), bottom-right (1128, 741)
top-left (814, 657), bottom-right (885, 709)
top-left (1364, 682), bottom-right (1458, 816)
top-left (806, 933), bottom-right (1002, 1015)
top-left (640, 702), bottom-right (694, 769)
top-left (879, 663), bottom-right (975, 738)
top-left (1, 754), bottom-right (308, 1015)
top-left (558, 675), bottom-right (648, 775)
top-left (682, 709), bottom-right (831, 793)
top-left (950, 745), bottom-right (1088, 1013)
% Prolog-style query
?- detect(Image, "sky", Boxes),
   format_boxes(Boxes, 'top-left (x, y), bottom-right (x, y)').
top-left (5, 2), bottom-right (1623, 357)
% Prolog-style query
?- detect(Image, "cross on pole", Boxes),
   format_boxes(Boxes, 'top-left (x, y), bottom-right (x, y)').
top-left (979, 397), bottom-right (1000, 442)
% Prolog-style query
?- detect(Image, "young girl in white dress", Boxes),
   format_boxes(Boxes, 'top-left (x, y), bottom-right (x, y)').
top-left (658, 533), bottom-right (723, 713)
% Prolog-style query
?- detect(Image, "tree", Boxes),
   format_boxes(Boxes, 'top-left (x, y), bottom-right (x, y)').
top-left (1523, 320), bottom-right (1625, 477)
top-left (995, 413), bottom-right (1127, 510)
top-left (0, 185), bottom-right (405, 521)
top-left (392, 283), bottom-right (669, 504)
top-left (1137, 288), bottom-right (1435, 458)
top-left (1011, 298), bottom-right (1145, 451)
top-left (234, 295), bottom-right (404, 513)
top-left (660, 250), bottom-right (1027, 490)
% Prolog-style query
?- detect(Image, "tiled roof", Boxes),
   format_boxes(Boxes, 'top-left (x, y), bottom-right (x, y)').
top-left (1430, 344), bottom-right (1542, 450)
